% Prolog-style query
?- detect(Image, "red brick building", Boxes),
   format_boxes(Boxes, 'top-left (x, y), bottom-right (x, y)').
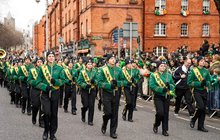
top-left (79, 0), bottom-right (143, 56)
top-left (34, 16), bottom-right (46, 56)
top-left (144, 0), bottom-right (219, 56)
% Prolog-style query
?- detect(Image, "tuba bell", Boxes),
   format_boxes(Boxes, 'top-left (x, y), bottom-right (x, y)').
top-left (0, 49), bottom-right (6, 59)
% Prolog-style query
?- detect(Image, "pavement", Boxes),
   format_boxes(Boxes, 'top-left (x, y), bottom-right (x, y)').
top-left (0, 86), bottom-right (220, 140)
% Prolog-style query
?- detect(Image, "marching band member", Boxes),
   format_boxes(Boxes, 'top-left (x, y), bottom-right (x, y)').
top-left (77, 58), bottom-right (97, 125)
top-left (37, 51), bottom-right (64, 140)
top-left (18, 56), bottom-right (34, 115)
top-left (188, 56), bottom-right (211, 132)
top-left (27, 57), bottom-right (44, 127)
top-left (122, 58), bottom-right (138, 122)
top-left (97, 54), bottom-right (126, 139)
top-left (149, 60), bottom-right (175, 136)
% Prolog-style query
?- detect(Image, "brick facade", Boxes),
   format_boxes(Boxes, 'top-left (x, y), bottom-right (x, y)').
top-left (144, 0), bottom-right (219, 55)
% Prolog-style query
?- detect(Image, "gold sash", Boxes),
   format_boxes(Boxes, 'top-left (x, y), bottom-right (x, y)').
top-left (102, 66), bottom-right (113, 84)
top-left (41, 65), bottom-right (59, 90)
top-left (153, 72), bottom-right (166, 88)
top-left (15, 67), bottom-right (19, 74)
top-left (153, 72), bottom-right (170, 95)
top-left (21, 65), bottom-right (28, 77)
top-left (81, 70), bottom-right (94, 88)
top-left (122, 68), bottom-right (132, 82)
top-left (31, 68), bottom-right (38, 80)
top-left (64, 68), bottom-right (75, 84)
top-left (193, 67), bottom-right (203, 82)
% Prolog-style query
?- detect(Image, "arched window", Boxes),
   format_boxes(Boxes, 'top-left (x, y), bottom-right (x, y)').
top-left (153, 46), bottom-right (167, 56)
top-left (154, 23), bottom-right (166, 36)
top-left (202, 23), bottom-right (209, 37)
top-left (203, 0), bottom-right (210, 13)
top-left (181, 23), bottom-right (188, 36)
top-left (155, 0), bottom-right (166, 10)
top-left (181, 0), bottom-right (188, 11)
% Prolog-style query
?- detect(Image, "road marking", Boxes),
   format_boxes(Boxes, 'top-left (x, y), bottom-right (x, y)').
top-left (120, 100), bottom-right (143, 108)
top-left (176, 116), bottom-right (190, 121)
top-left (136, 105), bottom-right (143, 108)
top-left (206, 125), bottom-right (220, 131)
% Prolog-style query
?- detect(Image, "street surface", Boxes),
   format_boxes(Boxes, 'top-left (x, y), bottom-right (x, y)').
top-left (0, 87), bottom-right (220, 140)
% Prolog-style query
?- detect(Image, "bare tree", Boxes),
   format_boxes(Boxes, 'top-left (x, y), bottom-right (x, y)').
top-left (0, 23), bottom-right (24, 50)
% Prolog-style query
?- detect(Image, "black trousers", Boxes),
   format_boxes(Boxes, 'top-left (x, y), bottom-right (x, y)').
top-left (31, 88), bottom-right (43, 125)
top-left (81, 88), bottom-right (96, 123)
top-left (192, 90), bottom-right (207, 129)
top-left (59, 85), bottom-right (64, 106)
top-left (15, 82), bottom-right (21, 106)
top-left (154, 94), bottom-right (170, 131)
top-left (21, 83), bottom-right (31, 113)
top-left (175, 88), bottom-right (194, 115)
top-left (133, 84), bottom-right (138, 109)
top-left (102, 90), bottom-right (120, 135)
top-left (41, 90), bottom-right (59, 136)
top-left (122, 87), bottom-right (135, 120)
top-left (64, 84), bottom-right (77, 111)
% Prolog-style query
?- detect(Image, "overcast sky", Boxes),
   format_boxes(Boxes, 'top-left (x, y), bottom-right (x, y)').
top-left (0, 0), bottom-right (53, 34)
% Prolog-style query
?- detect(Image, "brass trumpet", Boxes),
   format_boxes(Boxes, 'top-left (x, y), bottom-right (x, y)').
top-left (0, 49), bottom-right (6, 59)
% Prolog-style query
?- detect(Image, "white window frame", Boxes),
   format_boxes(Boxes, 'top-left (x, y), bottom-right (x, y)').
top-left (203, 0), bottom-right (210, 12)
top-left (181, 0), bottom-right (188, 11)
top-left (153, 46), bottom-right (167, 56)
top-left (202, 24), bottom-right (210, 37)
top-left (154, 23), bottom-right (166, 36)
top-left (155, 0), bottom-right (166, 10)
top-left (181, 23), bottom-right (188, 36)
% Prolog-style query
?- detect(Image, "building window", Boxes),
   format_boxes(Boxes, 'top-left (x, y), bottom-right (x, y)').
top-left (181, 0), bottom-right (188, 11)
top-left (154, 23), bottom-right (166, 36)
top-left (69, 10), bottom-right (71, 22)
top-left (203, 0), bottom-right (210, 14)
top-left (81, 22), bottom-right (83, 37)
top-left (155, 0), bottom-right (166, 10)
top-left (181, 23), bottom-right (188, 36)
top-left (153, 46), bottom-right (167, 56)
top-left (82, 0), bottom-right (84, 10)
top-left (69, 30), bottom-right (71, 42)
top-left (65, 0), bottom-right (67, 7)
top-left (202, 24), bottom-right (209, 36)
top-left (86, 19), bottom-right (88, 35)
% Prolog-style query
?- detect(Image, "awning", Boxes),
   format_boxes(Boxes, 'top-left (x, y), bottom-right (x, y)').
top-left (77, 49), bottom-right (89, 54)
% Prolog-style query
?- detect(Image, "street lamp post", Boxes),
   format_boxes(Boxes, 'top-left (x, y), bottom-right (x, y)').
top-left (36, 0), bottom-right (49, 54)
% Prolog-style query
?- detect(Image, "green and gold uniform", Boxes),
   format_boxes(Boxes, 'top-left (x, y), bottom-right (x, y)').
top-left (97, 64), bottom-right (126, 136)
top-left (77, 67), bottom-right (97, 124)
top-left (18, 63), bottom-right (34, 114)
top-left (149, 70), bottom-right (175, 134)
top-left (187, 66), bottom-right (211, 130)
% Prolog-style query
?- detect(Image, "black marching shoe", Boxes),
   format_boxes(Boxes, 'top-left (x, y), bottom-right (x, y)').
top-left (27, 112), bottom-right (32, 116)
top-left (101, 124), bottom-right (106, 134)
top-left (50, 135), bottom-right (57, 140)
top-left (42, 131), bottom-right (48, 140)
top-left (64, 109), bottom-right (68, 113)
top-left (190, 119), bottom-right (195, 128)
top-left (72, 110), bottom-right (77, 115)
top-left (153, 125), bottom-right (158, 133)
top-left (110, 133), bottom-right (117, 139)
top-left (128, 119), bottom-right (133, 122)
top-left (81, 117), bottom-right (85, 123)
top-left (88, 122), bottom-right (93, 126)
top-left (32, 118), bottom-right (36, 125)
top-left (198, 127), bottom-right (208, 132)
top-left (162, 130), bottom-right (169, 136)
top-left (21, 109), bottom-right (25, 114)
top-left (39, 123), bottom-right (45, 128)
